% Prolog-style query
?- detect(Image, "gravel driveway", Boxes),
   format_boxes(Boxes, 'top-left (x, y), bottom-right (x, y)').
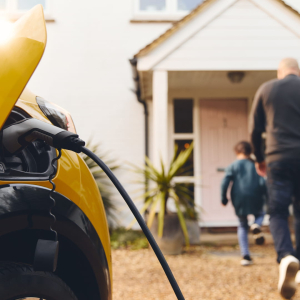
top-left (112, 245), bottom-right (300, 300)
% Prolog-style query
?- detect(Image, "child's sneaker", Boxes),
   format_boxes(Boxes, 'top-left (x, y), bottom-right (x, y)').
top-left (278, 255), bottom-right (299, 299)
top-left (250, 223), bottom-right (265, 245)
top-left (241, 255), bottom-right (253, 266)
top-left (296, 271), bottom-right (300, 284)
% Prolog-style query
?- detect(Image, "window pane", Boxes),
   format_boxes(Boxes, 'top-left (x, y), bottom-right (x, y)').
top-left (178, 0), bottom-right (204, 11)
top-left (17, 0), bottom-right (46, 10)
top-left (175, 139), bottom-right (194, 176)
top-left (140, 0), bottom-right (166, 11)
top-left (0, 0), bottom-right (6, 10)
top-left (174, 99), bottom-right (193, 133)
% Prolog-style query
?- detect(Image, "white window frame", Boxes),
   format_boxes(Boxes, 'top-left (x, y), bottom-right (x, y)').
top-left (167, 98), bottom-right (201, 221)
top-left (132, 0), bottom-right (195, 22)
top-left (0, 0), bottom-right (53, 21)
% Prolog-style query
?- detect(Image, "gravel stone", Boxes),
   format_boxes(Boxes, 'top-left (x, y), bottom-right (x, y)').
top-left (112, 245), bottom-right (300, 300)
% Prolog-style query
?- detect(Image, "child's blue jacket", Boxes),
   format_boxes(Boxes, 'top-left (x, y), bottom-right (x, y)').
top-left (221, 159), bottom-right (267, 216)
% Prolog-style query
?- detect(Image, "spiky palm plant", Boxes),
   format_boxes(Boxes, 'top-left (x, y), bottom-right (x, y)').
top-left (130, 142), bottom-right (194, 246)
top-left (81, 140), bottom-right (119, 225)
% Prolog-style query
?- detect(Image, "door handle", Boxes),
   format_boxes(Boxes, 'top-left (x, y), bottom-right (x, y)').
top-left (217, 168), bottom-right (225, 172)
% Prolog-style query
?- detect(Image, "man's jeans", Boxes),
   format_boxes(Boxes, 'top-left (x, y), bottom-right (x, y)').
top-left (268, 160), bottom-right (300, 263)
top-left (238, 212), bottom-right (265, 257)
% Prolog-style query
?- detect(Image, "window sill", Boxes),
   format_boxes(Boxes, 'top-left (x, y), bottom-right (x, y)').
top-left (131, 13), bottom-right (187, 23)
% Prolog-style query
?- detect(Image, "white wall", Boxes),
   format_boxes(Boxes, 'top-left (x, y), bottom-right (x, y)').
top-left (156, 0), bottom-right (300, 70)
top-left (27, 0), bottom-right (171, 226)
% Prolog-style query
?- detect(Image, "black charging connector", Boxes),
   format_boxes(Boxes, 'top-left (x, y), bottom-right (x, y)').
top-left (1, 118), bottom-right (85, 155)
top-left (53, 132), bottom-right (85, 153)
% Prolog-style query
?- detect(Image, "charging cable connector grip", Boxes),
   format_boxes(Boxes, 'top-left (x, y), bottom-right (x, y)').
top-left (2, 118), bottom-right (85, 154)
top-left (53, 132), bottom-right (85, 153)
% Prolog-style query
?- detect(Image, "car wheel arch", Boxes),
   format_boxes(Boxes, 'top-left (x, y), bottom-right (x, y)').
top-left (0, 184), bottom-right (111, 300)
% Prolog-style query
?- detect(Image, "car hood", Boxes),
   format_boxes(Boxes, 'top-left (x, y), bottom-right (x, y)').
top-left (0, 4), bottom-right (46, 129)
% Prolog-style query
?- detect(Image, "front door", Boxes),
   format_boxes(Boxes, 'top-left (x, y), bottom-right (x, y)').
top-left (200, 99), bottom-right (248, 225)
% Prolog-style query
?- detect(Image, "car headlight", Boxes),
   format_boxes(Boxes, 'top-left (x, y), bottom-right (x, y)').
top-left (36, 96), bottom-right (76, 134)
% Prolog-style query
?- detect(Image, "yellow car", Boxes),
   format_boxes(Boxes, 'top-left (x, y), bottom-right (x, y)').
top-left (0, 5), bottom-right (111, 300)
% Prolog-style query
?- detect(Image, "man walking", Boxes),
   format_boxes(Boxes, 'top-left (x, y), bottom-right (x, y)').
top-left (250, 58), bottom-right (300, 299)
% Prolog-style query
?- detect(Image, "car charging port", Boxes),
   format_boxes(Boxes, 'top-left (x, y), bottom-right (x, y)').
top-left (0, 107), bottom-right (57, 181)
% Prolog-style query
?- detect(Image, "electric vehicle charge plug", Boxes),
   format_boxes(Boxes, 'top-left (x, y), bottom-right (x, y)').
top-left (1, 118), bottom-right (85, 154)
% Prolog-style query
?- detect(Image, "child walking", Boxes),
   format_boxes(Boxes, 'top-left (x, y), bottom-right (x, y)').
top-left (221, 141), bottom-right (267, 266)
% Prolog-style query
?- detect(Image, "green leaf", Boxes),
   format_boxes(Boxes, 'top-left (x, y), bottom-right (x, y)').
top-left (158, 192), bottom-right (165, 238)
top-left (170, 144), bottom-right (178, 165)
top-left (160, 157), bottom-right (165, 177)
top-left (147, 196), bottom-right (160, 229)
top-left (168, 142), bottom-right (194, 179)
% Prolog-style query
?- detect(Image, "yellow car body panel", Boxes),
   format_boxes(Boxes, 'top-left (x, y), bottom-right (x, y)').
top-left (0, 4), bottom-right (112, 293)
top-left (0, 5), bottom-right (46, 129)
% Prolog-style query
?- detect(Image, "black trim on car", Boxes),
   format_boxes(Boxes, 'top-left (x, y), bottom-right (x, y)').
top-left (0, 184), bottom-right (111, 300)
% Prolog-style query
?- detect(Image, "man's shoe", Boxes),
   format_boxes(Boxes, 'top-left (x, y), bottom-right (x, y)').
top-left (250, 224), bottom-right (265, 245)
top-left (240, 255), bottom-right (253, 266)
top-left (278, 255), bottom-right (299, 299)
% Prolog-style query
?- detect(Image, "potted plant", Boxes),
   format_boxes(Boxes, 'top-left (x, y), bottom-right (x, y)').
top-left (130, 142), bottom-right (195, 255)
top-left (183, 196), bottom-right (201, 245)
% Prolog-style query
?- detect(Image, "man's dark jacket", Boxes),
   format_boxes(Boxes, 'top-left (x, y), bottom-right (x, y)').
top-left (250, 74), bottom-right (300, 163)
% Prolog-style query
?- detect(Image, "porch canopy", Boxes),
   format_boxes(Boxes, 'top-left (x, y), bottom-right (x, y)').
top-left (134, 0), bottom-right (300, 168)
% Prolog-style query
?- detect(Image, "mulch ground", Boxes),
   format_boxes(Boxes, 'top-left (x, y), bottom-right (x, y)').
top-left (112, 244), bottom-right (300, 300)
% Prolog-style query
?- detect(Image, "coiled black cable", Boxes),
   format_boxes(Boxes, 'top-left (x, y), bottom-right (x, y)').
top-left (80, 146), bottom-right (185, 300)
top-left (48, 148), bottom-right (62, 241)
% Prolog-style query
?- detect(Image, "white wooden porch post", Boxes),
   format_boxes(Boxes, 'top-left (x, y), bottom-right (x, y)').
top-left (152, 70), bottom-right (168, 168)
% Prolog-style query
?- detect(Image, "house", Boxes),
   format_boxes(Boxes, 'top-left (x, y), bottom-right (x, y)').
top-left (1, 0), bottom-right (300, 227)
top-left (133, 0), bottom-right (300, 226)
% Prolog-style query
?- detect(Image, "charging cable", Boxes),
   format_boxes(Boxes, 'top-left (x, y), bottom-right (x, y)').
top-left (80, 146), bottom-right (185, 300)
top-left (1, 118), bottom-right (185, 300)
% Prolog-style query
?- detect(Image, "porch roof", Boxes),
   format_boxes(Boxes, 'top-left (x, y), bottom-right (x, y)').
top-left (135, 0), bottom-right (300, 72)
top-left (140, 70), bottom-right (277, 101)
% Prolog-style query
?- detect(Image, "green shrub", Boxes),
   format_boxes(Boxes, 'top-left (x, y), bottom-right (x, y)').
top-left (110, 228), bottom-right (148, 250)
